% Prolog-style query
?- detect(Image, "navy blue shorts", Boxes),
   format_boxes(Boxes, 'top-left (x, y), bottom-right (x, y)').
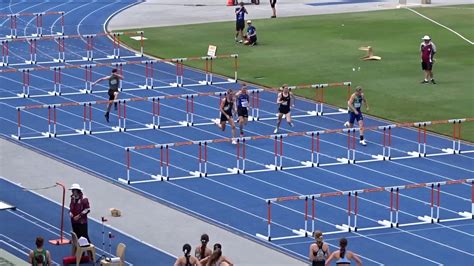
top-left (349, 110), bottom-right (363, 124)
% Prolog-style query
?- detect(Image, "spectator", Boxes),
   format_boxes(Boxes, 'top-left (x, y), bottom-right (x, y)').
top-left (195, 234), bottom-right (212, 260)
top-left (270, 0), bottom-right (277, 18)
top-left (235, 2), bottom-right (248, 43)
top-left (244, 20), bottom-right (257, 46)
top-left (201, 243), bottom-right (233, 266)
top-left (69, 183), bottom-right (91, 242)
top-left (309, 231), bottom-right (329, 266)
top-left (325, 238), bottom-right (362, 266)
top-left (175, 244), bottom-right (201, 266)
top-left (420, 35), bottom-right (437, 84)
top-left (29, 236), bottom-right (52, 266)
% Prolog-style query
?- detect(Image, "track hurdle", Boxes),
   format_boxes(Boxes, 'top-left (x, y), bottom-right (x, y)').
top-left (0, 11), bottom-right (65, 39)
top-left (256, 178), bottom-right (474, 241)
top-left (11, 89), bottom-right (264, 140)
top-left (1, 31), bottom-right (144, 66)
top-left (169, 54), bottom-right (239, 87)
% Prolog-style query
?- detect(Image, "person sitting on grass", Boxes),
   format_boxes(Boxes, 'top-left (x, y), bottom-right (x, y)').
top-left (244, 20), bottom-right (257, 46)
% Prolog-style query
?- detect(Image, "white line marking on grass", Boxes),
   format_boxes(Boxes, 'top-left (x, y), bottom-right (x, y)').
top-left (405, 7), bottom-right (474, 45)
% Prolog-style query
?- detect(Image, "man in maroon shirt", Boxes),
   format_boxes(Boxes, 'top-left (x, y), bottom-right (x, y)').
top-left (420, 35), bottom-right (437, 84)
top-left (69, 183), bottom-right (91, 242)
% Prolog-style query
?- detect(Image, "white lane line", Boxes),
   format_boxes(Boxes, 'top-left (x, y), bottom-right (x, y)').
top-left (405, 7), bottom-right (474, 45)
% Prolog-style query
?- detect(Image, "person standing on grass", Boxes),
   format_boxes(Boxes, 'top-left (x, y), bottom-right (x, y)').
top-left (29, 236), bottom-right (52, 266)
top-left (69, 183), bottom-right (91, 242)
top-left (244, 20), bottom-right (257, 46)
top-left (175, 244), bottom-right (201, 266)
top-left (235, 84), bottom-right (250, 136)
top-left (344, 86), bottom-right (369, 146)
top-left (309, 231), bottom-right (330, 266)
top-left (235, 2), bottom-right (248, 43)
top-left (274, 84), bottom-right (295, 134)
top-left (270, 0), bottom-right (277, 18)
top-left (325, 238), bottom-right (362, 266)
top-left (420, 35), bottom-right (437, 84)
top-left (216, 89), bottom-right (238, 144)
top-left (92, 68), bottom-right (123, 123)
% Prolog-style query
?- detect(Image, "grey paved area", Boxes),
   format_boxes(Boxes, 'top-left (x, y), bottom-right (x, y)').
top-left (108, 0), bottom-right (473, 30)
top-left (0, 138), bottom-right (306, 265)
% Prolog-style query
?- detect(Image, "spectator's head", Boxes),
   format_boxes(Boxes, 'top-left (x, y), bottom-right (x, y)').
top-left (355, 86), bottom-right (363, 96)
top-left (247, 20), bottom-right (252, 25)
top-left (182, 243), bottom-right (192, 256)
top-left (35, 236), bottom-right (44, 248)
top-left (69, 183), bottom-right (83, 197)
top-left (422, 35), bottom-right (431, 43)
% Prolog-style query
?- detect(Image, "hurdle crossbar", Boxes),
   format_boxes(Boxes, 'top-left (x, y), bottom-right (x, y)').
top-left (118, 118), bottom-right (474, 184)
top-left (256, 178), bottom-right (474, 241)
top-left (11, 89), bottom-right (264, 140)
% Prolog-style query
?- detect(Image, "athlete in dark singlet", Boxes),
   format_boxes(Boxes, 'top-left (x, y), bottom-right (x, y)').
top-left (235, 84), bottom-right (250, 136)
top-left (174, 243), bottom-right (201, 266)
top-left (309, 231), bottom-right (329, 266)
top-left (92, 69), bottom-right (124, 123)
top-left (274, 85), bottom-right (295, 134)
top-left (217, 89), bottom-right (238, 144)
top-left (344, 86), bottom-right (369, 146)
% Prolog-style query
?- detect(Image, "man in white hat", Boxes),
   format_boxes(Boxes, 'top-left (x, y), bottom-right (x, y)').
top-left (244, 20), bottom-right (257, 46)
top-left (69, 183), bottom-right (91, 242)
top-left (420, 35), bottom-right (437, 84)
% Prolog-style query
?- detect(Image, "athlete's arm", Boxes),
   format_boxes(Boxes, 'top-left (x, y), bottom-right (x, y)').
top-left (308, 244), bottom-right (315, 261)
top-left (347, 94), bottom-right (358, 114)
top-left (192, 256), bottom-right (202, 266)
top-left (276, 92), bottom-right (283, 104)
top-left (325, 251), bottom-right (336, 266)
top-left (349, 251), bottom-right (362, 266)
top-left (46, 250), bottom-right (52, 266)
top-left (290, 92), bottom-right (296, 107)
top-left (92, 75), bottom-right (110, 86)
top-left (114, 73), bottom-right (124, 80)
top-left (221, 256), bottom-right (233, 266)
top-left (362, 93), bottom-right (369, 111)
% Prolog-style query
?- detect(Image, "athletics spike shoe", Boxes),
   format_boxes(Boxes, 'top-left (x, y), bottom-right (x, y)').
top-left (273, 128), bottom-right (279, 134)
top-left (288, 122), bottom-right (294, 127)
top-left (232, 139), bottom-right (237, 145)
top-left (430, 79), bottom-right (436, 84)
top-left (359, 139), bottom-right (367, 146)
top-left (343, 121), bottom-right (350, 128)
top-left (421, 80), bottom-right (429, 84)
top-left (104, 112), bottom-right (110, 123)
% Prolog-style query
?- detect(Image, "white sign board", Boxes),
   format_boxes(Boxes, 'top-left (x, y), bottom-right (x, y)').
top-left (207, 45), bottom-right (217, 57)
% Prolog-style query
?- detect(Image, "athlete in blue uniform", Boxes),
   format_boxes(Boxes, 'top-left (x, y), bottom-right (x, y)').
top-left (274, 85), bottom-right (295, 134)
top-left (344, 86), bottom-right (369, 146)
top-left (244, 20), bottom-right (257, 46)
top-left (217, 89), bottom-right (238, 144)
top-left (92, 69), bottom-right (123, 123)
top-left (235, 84), bottom-right (250, 136)
top-left (325, 238), bottom-right (362, 266)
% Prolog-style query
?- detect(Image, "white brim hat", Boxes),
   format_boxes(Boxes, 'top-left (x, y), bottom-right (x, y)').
top-left (69, 183), bottom-right (83, 191)
top-left (422, 35), bottom-right (431, 40)
top-left (247, 20), bottom-right (252, 24)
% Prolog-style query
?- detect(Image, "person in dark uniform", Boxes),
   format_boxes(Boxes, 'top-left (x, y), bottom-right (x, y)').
top-left (235, 84), bottom-right (250, 136)
top-left (309, 231), bottom-right (329, 266)
top-left (235, 2), bottom-right (248, 43)
top-left (244, 20), bottom-right (257, 46)
top-left (274, 84), bottom-right (295, 134)
top-left (344, 86), bottom-right (369, 146)
top-left (92, 68), bottom-right (123, 122)
top-left (217, 89), bottom-right (237, 144)
top-left (420, 35), bottom-right (437, 84)
top-left (270, 0), bottom-right (277, 18)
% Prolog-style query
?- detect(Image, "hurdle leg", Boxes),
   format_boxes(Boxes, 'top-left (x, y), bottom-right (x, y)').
top-left (11, 108), bottom-right (22, 140)
top-left (1, 40), bottom-right (9, 66)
